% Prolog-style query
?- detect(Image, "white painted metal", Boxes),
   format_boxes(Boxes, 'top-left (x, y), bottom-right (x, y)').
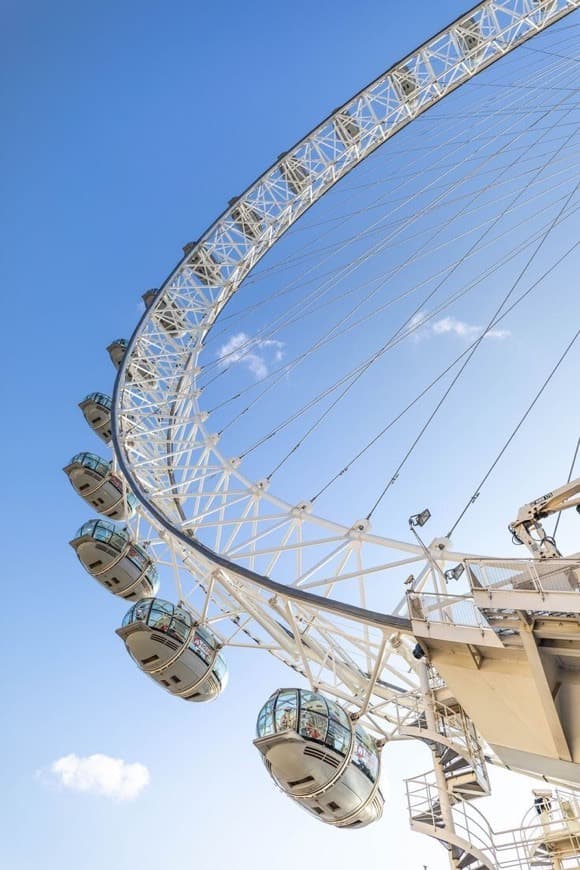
top-left (510, 479), bottom-right (580, 558)
top-left (108, 0), bottom-right (580, 736)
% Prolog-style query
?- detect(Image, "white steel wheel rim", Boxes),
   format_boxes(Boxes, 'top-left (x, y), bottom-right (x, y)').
top-left (111, 0), bottom-right (580, 729)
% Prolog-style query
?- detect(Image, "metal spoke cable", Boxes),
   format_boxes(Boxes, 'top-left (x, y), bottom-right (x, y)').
top-left (311, 238), bottom-right (580, 504)
top-left (448, 331), bottom-right (580, 538)
top-left (366, 176), bottom-right (580, 520)
top-left (239, 108), bottom-right (579, 478)
top-left (201, 81), bottom-right (576, 381)
top-left (203, 143), bottom-right (580, 370)
top-left (208, 189), bottom-right (580, 428)
top-left (204, 51), bottom-right (577, 350)
top-left (202, 63), bottom-right (579, 373)
top-left (235, 200), bottom-right (579, 465)
top-left (235, 47), bottom-right (579, 289)
top-left (553, 436), bottom-right (580, 537)
top-left (205, 126), bottom-right (580, 335)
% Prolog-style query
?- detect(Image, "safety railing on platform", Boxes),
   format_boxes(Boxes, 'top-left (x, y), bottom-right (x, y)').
top-left (465, 557), bottom-right (580, 597)
top-left (393, 692), bottom-right (489, 787)
top-left (407, 776), bottom-right (580, 869)
top-left (407, 591), bottom-right (493, 630)
top-left (492, 790), bottom-right (580, 868)
top-left (406, 771), bottom-right (496, 854)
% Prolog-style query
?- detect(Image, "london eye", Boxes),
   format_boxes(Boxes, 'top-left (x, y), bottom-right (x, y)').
top-left (65, 1), bottom-right (580, 866)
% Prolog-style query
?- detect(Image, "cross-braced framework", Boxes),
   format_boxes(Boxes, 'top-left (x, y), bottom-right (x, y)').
top-left (109, 0), bottom-right (580, 738)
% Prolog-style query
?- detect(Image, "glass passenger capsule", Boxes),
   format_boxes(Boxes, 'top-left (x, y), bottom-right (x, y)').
top-left (63, 452), bottom-right (137, 520)
top-left (334, 111), bottom-right (360, 147)
top-left (69, 519), bottom-right (159, 600)
top-left (107, 338), bottom-right (129, 369)
top-left (142, 288), bottom-right (186, 336)
top-left (79, 392), bottom-right (113, 444)
top-left (254, 689), bottom-right (384, 828)
top-left (228, 197), bottom-right (264, 240)
top-left (278, 153), bottom-right (309, 195)
top-left (117, 598), bottom-right (228, 702)
top-left (392, 64), bottom-right (419, 99)
top-left (107, 338), bottom-right (157, 388)
top-left (185, 243), bottom-right (223, 286)
top-left (456, 17), bottom-right (483, 56)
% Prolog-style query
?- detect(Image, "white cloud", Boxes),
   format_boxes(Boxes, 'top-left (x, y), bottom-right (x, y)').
top-left (408, 312), bottom-right (510, 342)
top-left (46, 753), bottom-right (150, 801)
top-left (432, 316), bottom-right (510, 340)
top-left (217, 332), bottom-right (284, 379)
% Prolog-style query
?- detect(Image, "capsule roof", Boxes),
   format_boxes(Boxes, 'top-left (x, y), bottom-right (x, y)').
top-left (257, 688), bottom-right (352, 752)
top-left (81, 392), bottom-right (112, 410)
top-left (121, 597), bottom-right (227, 686)
top-left (256, 688), bottom-right (380, 784)
top-left (69, 452), bottom-right (111, 474)
top-left (73, 520), bottom-right (157, 581)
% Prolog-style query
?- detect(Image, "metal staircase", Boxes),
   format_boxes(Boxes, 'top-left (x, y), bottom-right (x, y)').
top-left (395, 685), bottom-right (494, 869)
top-left (399, 552), bottom-right (580, 869)
top-left (396, 687), bottom-right (580, 868)
top-left (405, 770), bottom-right (495, 869)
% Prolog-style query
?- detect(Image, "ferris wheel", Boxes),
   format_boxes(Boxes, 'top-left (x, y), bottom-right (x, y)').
top-left (65, 1), bottom-right (580, 866)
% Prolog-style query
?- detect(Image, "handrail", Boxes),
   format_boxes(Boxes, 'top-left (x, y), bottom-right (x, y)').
top-left (465, 556), bottom-right (580, 597)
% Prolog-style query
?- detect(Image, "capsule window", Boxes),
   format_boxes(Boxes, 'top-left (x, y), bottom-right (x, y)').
top-left (89, 559), bottom-right (103, 570)
top-left (161, 679), bottom-right (170, 687)
top-left (300, 711), bottom-right (327, 744)
top-left (141, 654), bottom-right (160, 665)
top-left (311, 807), bottom-right (324, 816)
top-left (275, 690), bottom-right (298, 732)
top-left (170, 675), bottom-right (181, 684)
top-left (328, 801), bottom-right (341, 812)
top-left (288, 775), bottom-right (314, 787)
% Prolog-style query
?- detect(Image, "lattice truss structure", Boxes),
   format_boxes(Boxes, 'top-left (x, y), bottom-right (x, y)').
top-left (112, 0), bottom-right (580, 739)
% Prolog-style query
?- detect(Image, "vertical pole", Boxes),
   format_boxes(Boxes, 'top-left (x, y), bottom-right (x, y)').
top-left (418, 661), bottom-right (456, 839)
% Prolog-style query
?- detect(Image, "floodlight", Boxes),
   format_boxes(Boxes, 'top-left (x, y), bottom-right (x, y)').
top-left (409, 509), bottom-right (431, 528)
top-left (444, 563), bottom-right (465, 582)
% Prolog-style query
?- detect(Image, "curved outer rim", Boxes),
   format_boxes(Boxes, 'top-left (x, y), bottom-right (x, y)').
top-left (112, 0), bottom-right (579, 634)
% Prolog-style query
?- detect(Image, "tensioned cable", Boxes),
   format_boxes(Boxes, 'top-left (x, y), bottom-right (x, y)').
top-left (229, 44), bottom-right (579, 293)
top-left (366, 176), bottom-right (580, 520)
top-left (205, 126), bottom-right (580, 346)
top-left (231, 198), bottom-right (579, 464)
top-left (245, 108), bottom-right (579, 480)
top-left (447, 331), bottom-right (580, 538)
top-left (201, 50), bottom-right (579, 363)
top-left (151, 235), bottom-right (580, 501)
top-left (205, 149), bottom-right (580, 418)
top-left (214, 181), bottom-right (579, 445)
top-left (552, 436), bottom-right (580, 538)
top-left (201, 82), bottom-right (576, 384)
top-left (310, 238), bottom-right (580, 504)
top-left (201, 58), bottom-right (579, 377)
top-left (208, 155), bottom-right (580, 434)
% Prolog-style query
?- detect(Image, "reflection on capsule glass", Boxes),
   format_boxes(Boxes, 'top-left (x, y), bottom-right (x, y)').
top-left (117, 598), bottom-right (227, 702)
top-left (254, 688), bottom-right (384, 828)
top-left (69, 518), bottom-right (158, 600)
top-left (63, 452), bottom-right (137, 520)
top-left (79, 392), bottom-right (113, 444)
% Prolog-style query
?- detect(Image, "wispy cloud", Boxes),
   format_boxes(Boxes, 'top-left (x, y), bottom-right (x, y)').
top-left (408, 312), bottom-right (510, 342)
top-left (217, 332), bottom-right (284, 379)
top-left (44, 753), bottom-right (150, 801)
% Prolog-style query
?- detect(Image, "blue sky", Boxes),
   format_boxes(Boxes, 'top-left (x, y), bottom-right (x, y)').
top-left (1, 2), bottom-right (579, 869)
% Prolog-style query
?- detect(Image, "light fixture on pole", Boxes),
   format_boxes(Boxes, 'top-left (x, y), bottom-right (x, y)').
top-left (409, 508), bottom-right (431, 528)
